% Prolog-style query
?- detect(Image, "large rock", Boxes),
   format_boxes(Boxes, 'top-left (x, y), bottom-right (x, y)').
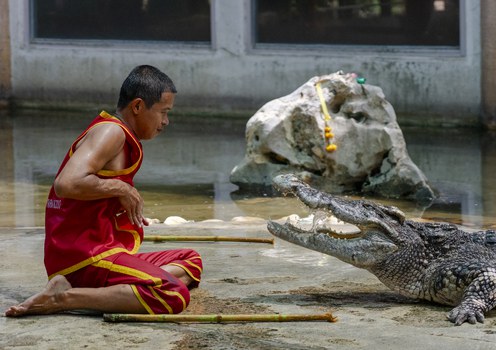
top-left (230, 71), bottom-right (435, 203)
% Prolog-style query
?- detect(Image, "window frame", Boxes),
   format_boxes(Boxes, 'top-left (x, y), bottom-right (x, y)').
top-left (28, 0), bottom-right (215, 49)
top-left (250, 0), bottom-right (466, 57)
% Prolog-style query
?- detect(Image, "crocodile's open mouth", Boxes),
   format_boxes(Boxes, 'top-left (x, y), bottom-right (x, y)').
top-left (266, 174), bottom-right (401, 266)
top-left (278, 211), bottom-right (364, 240)
top-left (267, 208), bottom-right (399, 267)
top-left (268, 173), bottom-right (405, 244)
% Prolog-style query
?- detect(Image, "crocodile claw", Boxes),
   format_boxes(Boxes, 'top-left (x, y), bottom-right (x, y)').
top-left (446, 303), bottom-right (485, 326)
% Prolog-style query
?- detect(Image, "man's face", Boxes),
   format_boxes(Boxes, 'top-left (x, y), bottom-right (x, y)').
top-left (134, 92), bottom-right (175, 140)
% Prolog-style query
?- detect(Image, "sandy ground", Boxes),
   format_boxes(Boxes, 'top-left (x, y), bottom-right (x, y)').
top-left (1, 221), bottom-right (496, 350)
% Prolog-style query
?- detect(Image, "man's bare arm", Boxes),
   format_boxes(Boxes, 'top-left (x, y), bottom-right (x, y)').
top-left (54, 123), bottom-right (145, 226)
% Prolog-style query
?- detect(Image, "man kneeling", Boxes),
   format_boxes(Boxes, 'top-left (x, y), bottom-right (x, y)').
top-left (5, 65), bottom-right (202, 316)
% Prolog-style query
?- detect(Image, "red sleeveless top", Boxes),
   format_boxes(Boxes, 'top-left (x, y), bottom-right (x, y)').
top-left (44, 111), bottom-right (144, 279)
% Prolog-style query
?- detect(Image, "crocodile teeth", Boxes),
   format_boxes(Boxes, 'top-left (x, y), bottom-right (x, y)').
top-left (284, 211), bottom-right (362, 239)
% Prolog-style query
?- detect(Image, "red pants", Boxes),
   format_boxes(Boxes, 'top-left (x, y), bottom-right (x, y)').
top-left (65, 249), bottom-right (202, 314)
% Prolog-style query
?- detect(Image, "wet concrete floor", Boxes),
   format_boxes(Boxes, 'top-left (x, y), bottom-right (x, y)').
top-left (1, 221), bottom-right (496, 350)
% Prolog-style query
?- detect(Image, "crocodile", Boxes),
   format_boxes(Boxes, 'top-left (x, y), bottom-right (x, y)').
top-left (267, 174), bottom-right (496, 325)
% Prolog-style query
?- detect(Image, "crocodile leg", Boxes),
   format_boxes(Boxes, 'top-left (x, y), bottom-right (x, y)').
top-left (446, 269), bottom-right (496, 325)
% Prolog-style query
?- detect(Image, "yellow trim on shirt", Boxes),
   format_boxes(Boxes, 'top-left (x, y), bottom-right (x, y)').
top-left (113, 216), bottom-right (142, 253)
top-left (48, 247), bottom-right (131, 280)
top-left (68, 111), bottom-right (142, 177)
top-left (92, 259), bottom-right (162, 285)
top-left (48, 217), bottom-right (141, 280)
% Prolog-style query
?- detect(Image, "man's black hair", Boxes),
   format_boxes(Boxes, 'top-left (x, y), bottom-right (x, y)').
top-left (117, 65), bottom-right (177, 109)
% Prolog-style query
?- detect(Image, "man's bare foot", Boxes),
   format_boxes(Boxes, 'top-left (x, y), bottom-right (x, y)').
top-left (4, 275), bottom-right (72, 317)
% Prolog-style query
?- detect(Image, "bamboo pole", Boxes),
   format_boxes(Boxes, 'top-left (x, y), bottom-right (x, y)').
top-left (103, 313), bottom-right (337, 323)
top-left (143, 235), bottom-right (274, 244)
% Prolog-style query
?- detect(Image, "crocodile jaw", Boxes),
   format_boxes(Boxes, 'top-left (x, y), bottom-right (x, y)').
top-left (267, 218), bottom-right (398, 268)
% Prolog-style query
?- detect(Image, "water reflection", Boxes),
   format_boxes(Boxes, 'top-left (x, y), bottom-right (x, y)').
top-left (1, 109), bottom-right (495, 228)
top-left (403, 126), bottom-right (496, 227)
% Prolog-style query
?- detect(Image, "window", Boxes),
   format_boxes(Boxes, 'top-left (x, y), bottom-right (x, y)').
top-left (32, 0), bottom-right (211, 43)
top-left (255, 0), bottom-right (460, 47)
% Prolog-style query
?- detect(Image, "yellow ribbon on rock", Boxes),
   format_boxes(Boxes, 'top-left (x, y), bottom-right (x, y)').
top-left (315, 82), bottom-right (337, 152)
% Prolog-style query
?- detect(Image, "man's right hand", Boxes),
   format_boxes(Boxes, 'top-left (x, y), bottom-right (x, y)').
top-left (118, 184), bottom-right (145, 227)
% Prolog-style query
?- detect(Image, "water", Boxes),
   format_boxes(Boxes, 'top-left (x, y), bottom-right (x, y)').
top-left (1, 109), bottom-right (496, 229)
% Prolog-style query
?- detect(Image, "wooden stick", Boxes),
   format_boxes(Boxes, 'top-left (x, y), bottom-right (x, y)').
top-left (143, 235), bottom-right (274, 244)
top-left (103, 313), bottom-right (337, 323)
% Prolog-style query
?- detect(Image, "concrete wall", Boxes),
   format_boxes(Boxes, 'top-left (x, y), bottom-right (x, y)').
top-left (8, 0), bottom-right (481, 126)
top-left (481, 0), bottom-right (496, 128)
top-left (0, 0), bottom-right (11, 105)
